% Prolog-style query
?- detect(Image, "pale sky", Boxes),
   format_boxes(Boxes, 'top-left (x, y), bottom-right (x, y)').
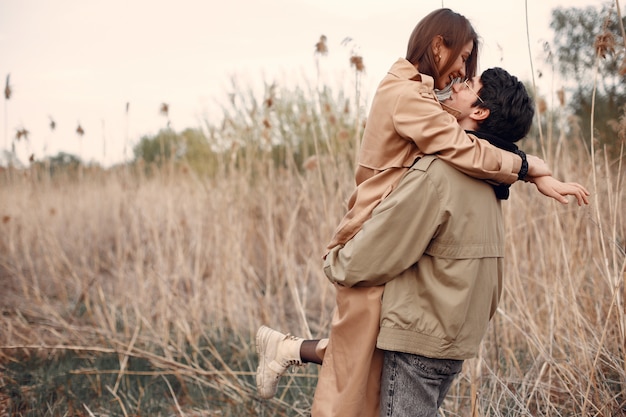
top-left (0, 0), bottom-right (603, 166)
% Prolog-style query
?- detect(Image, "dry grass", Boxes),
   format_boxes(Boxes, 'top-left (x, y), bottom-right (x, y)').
top-left (1, 93), bottom-right (624, 415)
top-left (1, 14), bottom-right (626, 416)
top-left (0, 148), bottom-right (354, 415)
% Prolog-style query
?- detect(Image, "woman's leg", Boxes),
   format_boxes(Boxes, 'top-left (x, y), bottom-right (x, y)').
top-left (311, 284), bottom-right (384, 417)
top-left (301, 339), bottom-right (327, 364)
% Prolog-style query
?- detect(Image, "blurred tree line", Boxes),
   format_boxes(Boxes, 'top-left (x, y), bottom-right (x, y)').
top-left (548, 3), bottom-right (625, 154)
top-left (132, 127), bottom-right (221, 176)
top-left (131, 83), bottom-right (359, 178)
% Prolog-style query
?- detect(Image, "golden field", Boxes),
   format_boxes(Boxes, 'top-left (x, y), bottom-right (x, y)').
top-left (1, 100), bottom-right (624, 416)
top-left (1, 25), bottom-right (625, 415)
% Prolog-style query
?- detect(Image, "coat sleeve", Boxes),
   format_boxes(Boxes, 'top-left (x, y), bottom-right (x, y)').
top-left (324, 164), bottom-right (443, 287)
top-left (393, 88), bottom-right (521, 184)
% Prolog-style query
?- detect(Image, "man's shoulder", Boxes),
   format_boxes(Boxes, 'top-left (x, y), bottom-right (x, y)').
top-left (410, 156), bottom-right (494, 192)
top-left (410, 155), bottom-right (465, 178)
top-left (410, 155), bottom-right (438, 172)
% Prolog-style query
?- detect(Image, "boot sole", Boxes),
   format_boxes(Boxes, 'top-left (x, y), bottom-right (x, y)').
top-left (255, 326), bottom-right (275, 399)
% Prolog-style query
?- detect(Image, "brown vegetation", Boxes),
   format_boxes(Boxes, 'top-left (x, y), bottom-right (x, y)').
top-left (1, 7), bottom-right (625, 414)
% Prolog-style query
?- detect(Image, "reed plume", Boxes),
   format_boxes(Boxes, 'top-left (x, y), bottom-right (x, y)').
top-left (160, 102), bottom-right (169, 117)
top-left (4, 74), bottom-right (11, 100)
top-left (315, 35), bottom-right (328, 56)
top-left (3, 73), bottom-right (11, 153)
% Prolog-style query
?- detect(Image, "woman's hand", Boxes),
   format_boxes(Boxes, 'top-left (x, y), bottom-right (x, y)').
top-left (525, 154), bottom-right (552, 178)
top-left (528, 175), bottom-right (590, 206)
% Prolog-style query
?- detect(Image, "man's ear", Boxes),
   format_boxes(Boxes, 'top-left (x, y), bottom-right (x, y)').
top-left (470, 107), bottom-right (490, 122)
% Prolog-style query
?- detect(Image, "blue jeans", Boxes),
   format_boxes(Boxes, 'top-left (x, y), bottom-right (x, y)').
top-left (379, 351), bottom-right (464, 417)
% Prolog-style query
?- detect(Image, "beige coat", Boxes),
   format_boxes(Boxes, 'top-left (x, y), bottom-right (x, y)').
top-left (326, 58), bottom-right (520, 250)
top-left (324, 155), bottom-right (504, 360)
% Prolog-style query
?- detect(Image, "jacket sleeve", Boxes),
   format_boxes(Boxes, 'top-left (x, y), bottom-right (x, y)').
top-left (324, 164), bottom-right (443, 287)
top-left (393, 88), bottom-right (521, 185)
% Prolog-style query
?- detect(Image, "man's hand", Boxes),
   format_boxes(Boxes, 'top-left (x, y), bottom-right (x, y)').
top-left (526, 154), bottom-right (552, 178)
top-left (528, 175), bottom-right (590, 206)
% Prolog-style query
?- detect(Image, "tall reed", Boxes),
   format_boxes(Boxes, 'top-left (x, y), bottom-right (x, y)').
top-left (0, 24), bottom-right (624, 416)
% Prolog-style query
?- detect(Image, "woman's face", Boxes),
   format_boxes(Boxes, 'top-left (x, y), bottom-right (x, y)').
top-left (436, 40), bottom-right (474, 90)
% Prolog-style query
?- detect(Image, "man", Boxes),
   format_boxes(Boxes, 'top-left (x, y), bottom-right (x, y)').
top-left (256, 68), bottom-right (589, 416)
top-left (322, 67), bottom-right (587, 416)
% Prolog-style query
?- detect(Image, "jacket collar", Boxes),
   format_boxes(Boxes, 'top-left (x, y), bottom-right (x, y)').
top-left (388, 58), bottom-right (435, 90)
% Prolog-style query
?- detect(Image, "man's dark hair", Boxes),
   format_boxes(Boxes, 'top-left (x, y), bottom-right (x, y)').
top-left (475, 67), bottom-right (534, 142)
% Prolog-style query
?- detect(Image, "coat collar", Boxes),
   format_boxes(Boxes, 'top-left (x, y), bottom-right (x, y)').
top-left (387, 58), bottom-right (435, 90)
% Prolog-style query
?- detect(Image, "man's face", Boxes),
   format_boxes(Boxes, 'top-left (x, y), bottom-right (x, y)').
top-left (444, 76), bottom-right (483, 126)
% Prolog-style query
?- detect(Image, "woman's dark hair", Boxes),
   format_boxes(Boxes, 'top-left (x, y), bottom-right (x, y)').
top-left (406, 8), bottom-right (479, 85)
top-left (477, 67), bottom-right (535, 142)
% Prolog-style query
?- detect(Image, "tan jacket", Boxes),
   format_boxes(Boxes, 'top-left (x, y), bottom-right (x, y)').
top-left (326, 58), bottom-right (520, 250)
top-left (324, 155), bottom-right (504, 360)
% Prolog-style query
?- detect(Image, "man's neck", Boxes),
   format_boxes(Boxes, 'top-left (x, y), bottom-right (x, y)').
top-left (458, 120), bottom-right (478, 131)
